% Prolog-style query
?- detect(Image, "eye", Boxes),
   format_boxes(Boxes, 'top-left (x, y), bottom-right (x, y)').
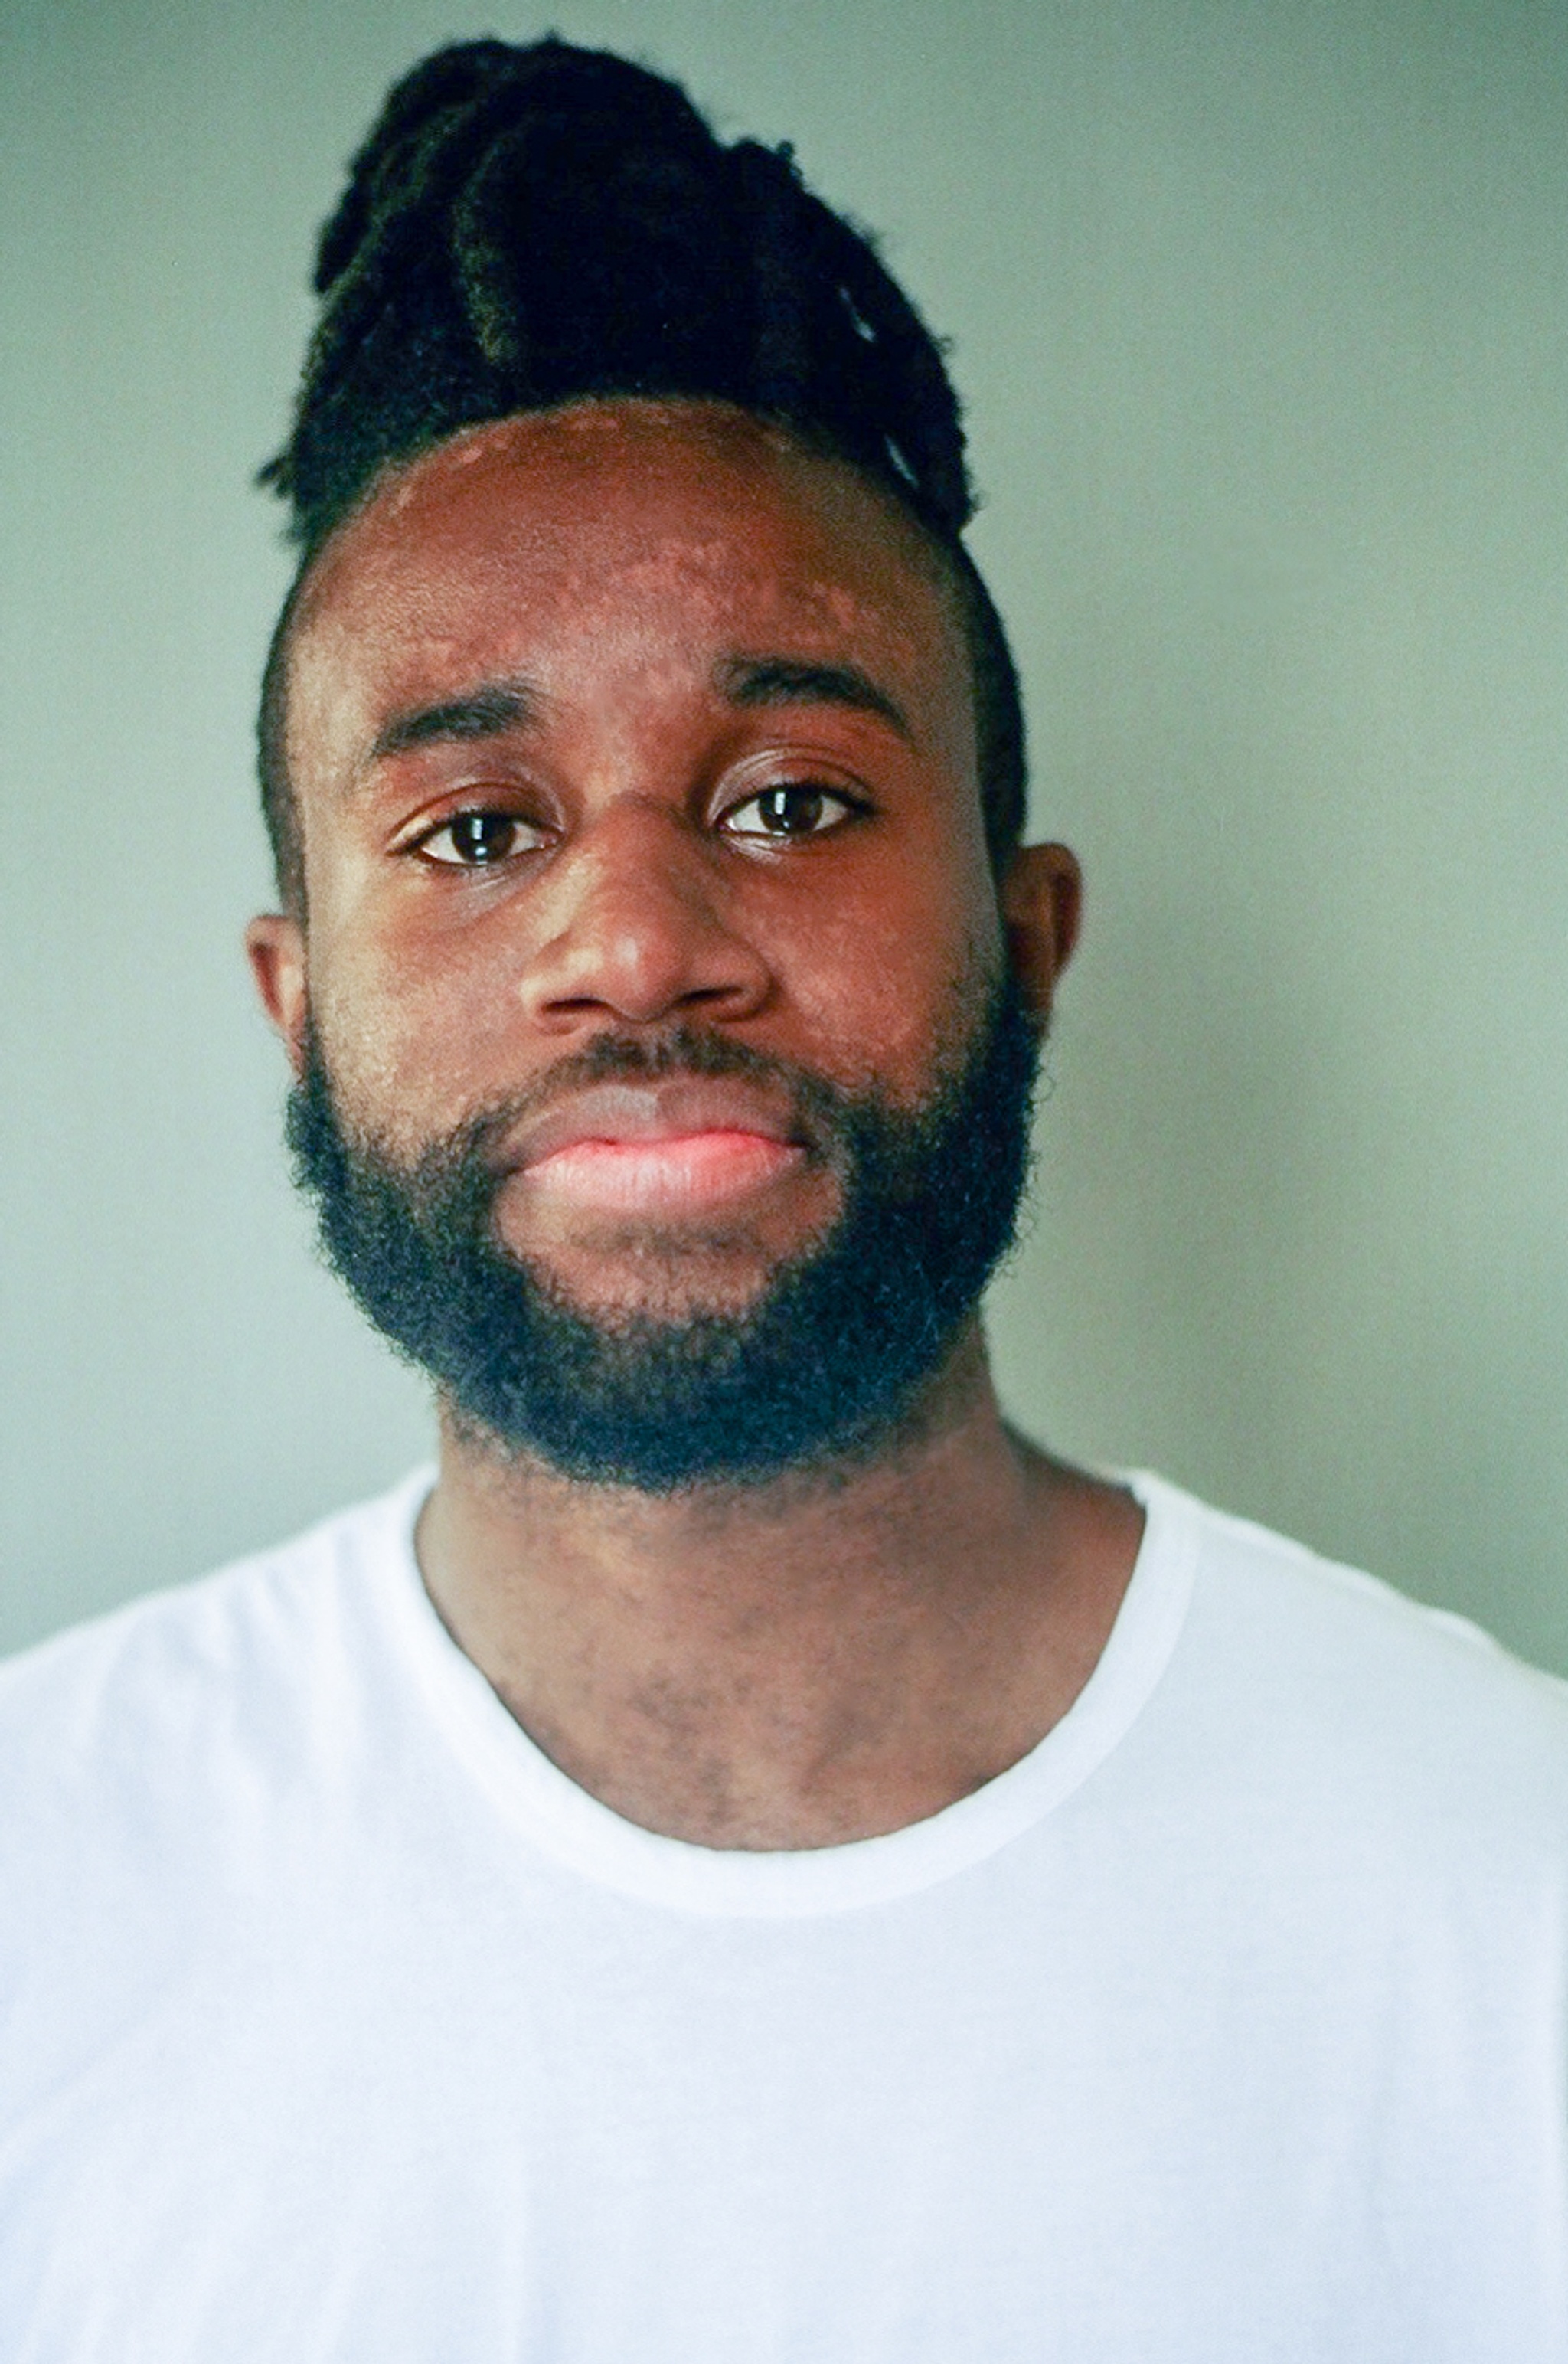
top-left (722, 784), bottom-right (861, 841)
top-left (415, 809), bottom-right (550, 867)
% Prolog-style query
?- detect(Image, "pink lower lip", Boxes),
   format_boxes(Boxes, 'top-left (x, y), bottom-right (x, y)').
top-left (524, 1130), bottom-right (803, 1213)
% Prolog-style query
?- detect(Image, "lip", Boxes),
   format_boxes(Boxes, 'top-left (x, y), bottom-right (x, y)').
top-left (508, 1079), bottom-right (812, 1215)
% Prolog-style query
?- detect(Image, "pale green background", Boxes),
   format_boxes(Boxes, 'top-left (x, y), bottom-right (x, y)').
top-left (4, 0), bottom-right (1566, 1664)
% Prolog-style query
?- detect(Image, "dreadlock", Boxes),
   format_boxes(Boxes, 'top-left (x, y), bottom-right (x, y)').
top-left (258, 34), bottom-right (1027, 907)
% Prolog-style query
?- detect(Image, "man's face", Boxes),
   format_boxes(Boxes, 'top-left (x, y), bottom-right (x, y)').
top-left (250, 401), bottom-right (1078, 1478)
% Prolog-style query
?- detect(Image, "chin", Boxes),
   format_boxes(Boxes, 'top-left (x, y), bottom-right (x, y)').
top-left (500, 1244), bottom-right (790, 1332)
top-left (491, 1193), bottom-right (841, 1326)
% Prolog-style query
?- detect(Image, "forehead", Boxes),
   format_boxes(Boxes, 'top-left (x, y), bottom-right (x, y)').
top-left (284, 401), bottom-right (970, 772)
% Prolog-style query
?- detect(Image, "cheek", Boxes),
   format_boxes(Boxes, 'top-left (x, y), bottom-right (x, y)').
top-left (303, 897), bottom-right (535, 1145)
top-left (769, 839), bottom-right (1005, 1097)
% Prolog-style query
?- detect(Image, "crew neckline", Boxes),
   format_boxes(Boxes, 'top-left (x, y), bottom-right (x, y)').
top-left (378, 1466), bottom-right (1199, 1918)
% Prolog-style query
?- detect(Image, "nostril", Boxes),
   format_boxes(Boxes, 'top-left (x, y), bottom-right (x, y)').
top-left (519, 884), bottom-right (773, 1030)
top-left (537, 973), bottom-right (763, 1025)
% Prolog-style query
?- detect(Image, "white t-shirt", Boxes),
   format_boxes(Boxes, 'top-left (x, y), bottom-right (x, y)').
top-left (3, 1470), bottom-right (1567, 2362)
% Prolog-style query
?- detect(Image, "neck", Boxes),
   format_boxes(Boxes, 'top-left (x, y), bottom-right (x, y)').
top-left (415, 1322), bottom-right (1142, 1849)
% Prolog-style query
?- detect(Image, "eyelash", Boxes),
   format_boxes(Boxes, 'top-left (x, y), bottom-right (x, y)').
top-left (721, 783), bottom-right (863, 841)
top-left (410, 782), bottom-right (865, 868)
top-left (413, 810), bottom-right (549, 867)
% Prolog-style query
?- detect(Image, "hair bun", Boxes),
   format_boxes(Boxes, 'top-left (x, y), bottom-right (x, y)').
top-left (262, 34), bottom-right (974, 553)
top-left (313, 39), bottom-right (717, 300)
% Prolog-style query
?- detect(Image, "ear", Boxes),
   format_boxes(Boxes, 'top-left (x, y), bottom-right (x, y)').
top-left (245, 914), bottom-right (309, 1077)
top-left (998, 842), bottom-right (1083, 1025)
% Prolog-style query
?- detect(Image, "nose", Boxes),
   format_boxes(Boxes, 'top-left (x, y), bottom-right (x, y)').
top-left (515, 798), bottom-right (773, 1034)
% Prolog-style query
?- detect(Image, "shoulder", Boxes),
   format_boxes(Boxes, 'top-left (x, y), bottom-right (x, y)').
top-left (1137, 1472), bottom-right (1568, 1844)
top-left (0, 1473), bottom-right (436, 2135)
top-left (0, 1471), bottom-right (433, 1829)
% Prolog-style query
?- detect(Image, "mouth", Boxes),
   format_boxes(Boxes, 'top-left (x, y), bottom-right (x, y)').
top-left (508, 1079), bottom-right (813, 1217)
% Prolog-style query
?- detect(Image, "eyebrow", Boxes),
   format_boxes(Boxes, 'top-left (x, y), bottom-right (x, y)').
top-left (714, 655), bottom-right (912, 741)
top-left (361, 656), bottom-right (910, 768)
top-left (368, 682), bottom-right (537, 763)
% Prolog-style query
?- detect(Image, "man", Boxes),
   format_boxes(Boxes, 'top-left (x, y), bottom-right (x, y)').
top-left (3, 34), bottom-right (1565, 2360)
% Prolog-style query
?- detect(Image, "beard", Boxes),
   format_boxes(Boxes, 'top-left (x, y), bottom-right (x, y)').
top-left (286, 968), bottom-right (1040, 1492)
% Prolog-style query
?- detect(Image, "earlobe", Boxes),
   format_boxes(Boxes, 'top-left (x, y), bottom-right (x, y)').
top-left (245, 914), bottom-right (310, 1076)
top-left (999, 842), bottom-right (1083, 1023)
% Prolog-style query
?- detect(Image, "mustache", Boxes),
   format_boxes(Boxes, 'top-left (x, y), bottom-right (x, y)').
top-left (306, 1022), bottom-right (874, 1213)
top-left (470, 1026), bottom-right (857, 1160)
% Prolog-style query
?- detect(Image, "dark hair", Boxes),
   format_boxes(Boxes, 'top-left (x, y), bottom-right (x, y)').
top-left (257, 34), bottom-right (1027, 907)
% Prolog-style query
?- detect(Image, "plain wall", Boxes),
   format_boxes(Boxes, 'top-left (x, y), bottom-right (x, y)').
top-left (4, 0), bottom-right (1566, 1665)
